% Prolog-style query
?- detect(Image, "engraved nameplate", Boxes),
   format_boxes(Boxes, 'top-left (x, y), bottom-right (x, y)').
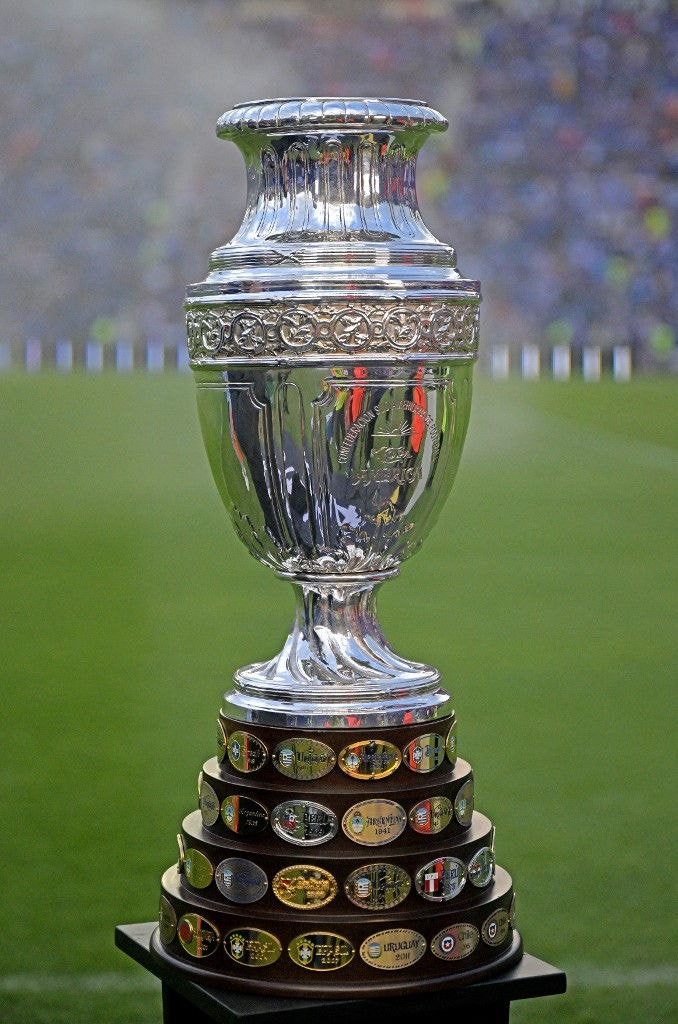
top-left (221, 794), bottom-right (269, 836)
top-left (215, 858), bottom-right (268, 904)
top-left (344, 863), bottom-right (411, 911)
top-left (454, 778), bottom-right (474, 826)
top-left (408, 795), bottom-right (454, 835)
top-left (360, 929), bottom-right (426, 971)
top-left (338, 739), bottom-right (401, 780)
top-left (431, 923), bottom-right (479, 961)
top-left (288, 933), bottom-right (354, 971)
top-left (184, 847), bottom-right (214, 890)
top-left (224, 927), bottom-right (282, 967)
top-left (177, 913), bottom-right (219, 959)
top-left (271, 800), bottom-right (338, 846)
top-left (227, 731), bottom-right (267, 773)
top-left (342, 800), bottom-right (407, 846)
top-left (158, 896), bottom-right (177, 946)
top-left (468, 847), bottom-right (495, 888)
top-left (415, 856), bottom-right (466, 902)
top-left (198, 779), bottom-right (220, 827)
top-left (272, 738), bottom-right (336, 780)
top-left (403, 733), bottom-right (446, 773)
top-left (482, 908), bottom-right (510, 947)
top-left (272, 865), bottom-right (337, 909)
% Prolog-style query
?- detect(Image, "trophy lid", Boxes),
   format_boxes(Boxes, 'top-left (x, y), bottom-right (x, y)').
top-left (217, 97), bottom-right (449, 137)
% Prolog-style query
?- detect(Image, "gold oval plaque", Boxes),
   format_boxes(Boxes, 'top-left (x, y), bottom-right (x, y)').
top-left (158, 896), bottom-right (177, 946)
top-left (272, 864), bottom-right (337, 909)
top-left (227, 730), bottom-right (267, 773)
top-left (359, 928), bottom-right (426, 971)
top-left (431, 923), bottom-right (479, 961)
top-left (216, 719), bottom-right (227, 763)
top-left (198, 778), bottom-right (220, 827)
top-left (224, 927), bottom-right (282, 967)
top-left (177, 913), bottom-right (220, 959)
top-left (344, 863), bottom-right (411, 911)
top-left (482, 908), bottom-right (511, 947)
top-left (446, 721), bottom-right (458, 764)
top-left (403, 733), bottom-right (446, 773)
top-left (184, 847), bottom-right (214, 890)
top-left (338, 739), bottom-right (401, 780)
top-left (454, 778), bottom-right (474, 826)
top-left (176, 833), bottom-right (186, 873)
top-left (272, 737), bottom-right (336, 780)
top-left (342, 800), bottom-right (407, 846)
top-left (408, 795), bottom-right (454, 835)
top-left (221, 794), bottom-right (269, 836)
top-left (288, 933), bottom-right (354, 971)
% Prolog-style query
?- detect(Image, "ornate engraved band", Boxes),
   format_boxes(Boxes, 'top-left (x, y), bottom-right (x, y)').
top-left (186, 300), bottom-right (479, 362)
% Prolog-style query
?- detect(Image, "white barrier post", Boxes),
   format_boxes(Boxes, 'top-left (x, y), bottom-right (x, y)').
top-left (55, 340), bottom-right (73, 372)
top-left (26, 338), bottom-right (42, 372)
top-left (85, 341), bottom-right (103, 373)
top-left (552, 346), bottom-right (571, 380)
top-left (490, 345), bottom-right (510, 379)
top-left (582, 346), bottom-right (601, 381)
top-left (612, 346), bottom-right (632, 381)
top-left (521, 344), bottom-right (540, 379)
top-left (116, 341), bottom-right (134, 372)
top-left (146, 341), bottom-right (165, 373)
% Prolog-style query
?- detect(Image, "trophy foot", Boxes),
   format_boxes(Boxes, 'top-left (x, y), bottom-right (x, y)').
top-left (223, 576), bottom-right (454, 727)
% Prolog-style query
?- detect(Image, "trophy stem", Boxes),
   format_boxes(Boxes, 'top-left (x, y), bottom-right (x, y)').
top-left (223, 575), bottom-right (453, 728)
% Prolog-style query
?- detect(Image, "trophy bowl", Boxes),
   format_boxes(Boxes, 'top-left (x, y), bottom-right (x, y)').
top-left (153, 98), bottom-right (521, 996)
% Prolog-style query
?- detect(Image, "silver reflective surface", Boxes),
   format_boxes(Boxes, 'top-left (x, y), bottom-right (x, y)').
top-left (188, 99), bottom-right (480, 726)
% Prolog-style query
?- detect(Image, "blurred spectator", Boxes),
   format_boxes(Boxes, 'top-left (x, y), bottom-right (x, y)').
top-left (2, 0), bottom-right (675, 369)
top-left (272, 0), bottom-right (677, 369)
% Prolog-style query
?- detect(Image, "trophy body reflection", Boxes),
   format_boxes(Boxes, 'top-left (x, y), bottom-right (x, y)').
top-left (154, 98), bottom-right (521, 995)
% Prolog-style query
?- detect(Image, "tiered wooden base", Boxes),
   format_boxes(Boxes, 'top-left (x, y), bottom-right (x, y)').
top-left (154, 714), bottom-right (521, 997)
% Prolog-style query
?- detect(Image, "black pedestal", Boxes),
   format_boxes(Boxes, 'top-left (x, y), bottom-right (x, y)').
top-left (115, 922), bottom-right (566, 1024)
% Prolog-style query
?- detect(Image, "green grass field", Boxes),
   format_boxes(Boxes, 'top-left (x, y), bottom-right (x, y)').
top-left (0, 373), bottom-right (676, 1023)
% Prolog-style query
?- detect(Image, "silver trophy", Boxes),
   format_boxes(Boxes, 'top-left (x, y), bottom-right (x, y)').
top-left (155, 99), bottom-right (520, 996)
top-left (187, 97), bottom-right (479, 729)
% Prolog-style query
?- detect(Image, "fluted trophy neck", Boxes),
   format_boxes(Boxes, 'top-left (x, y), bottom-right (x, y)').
top-left (208, 96), bottom-right (451, 251)
top-left (185, 96), bottom-right (480, 365)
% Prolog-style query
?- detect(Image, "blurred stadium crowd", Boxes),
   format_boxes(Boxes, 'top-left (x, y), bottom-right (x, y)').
top-left (2, 0), bottom-right (675, 370)
top-left (271, 0), bottom-right (677, 369)
top-left (450, 1), bottom-right (677, 369)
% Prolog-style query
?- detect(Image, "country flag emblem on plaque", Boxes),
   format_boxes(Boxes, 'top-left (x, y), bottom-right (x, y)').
top-left (424, 861), bottom-right (444, 894)
top-left (282, 807), bottom-right (298, 829)
top-left (355, 877), bottom-right (372, 899)
top-left (298, 940), bottom-right (314, 964)
top-left (415, 806), bottom-right (429, 828)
